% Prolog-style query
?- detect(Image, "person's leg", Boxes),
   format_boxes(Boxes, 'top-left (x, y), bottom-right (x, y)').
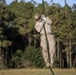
top-left (42, 49), bottom-right (50, 67)
top-left (49, 45), bottom-right (55, 67)
top-left (48, 35), bottom-right (55, 67)
top-left (40, 35), bottom-right (50, 67)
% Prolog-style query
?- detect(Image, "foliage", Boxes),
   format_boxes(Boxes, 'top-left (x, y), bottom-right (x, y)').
top-left (0, 0), bottom-right (76, 69)
top-left (22, 46), bottom-right (44, 68)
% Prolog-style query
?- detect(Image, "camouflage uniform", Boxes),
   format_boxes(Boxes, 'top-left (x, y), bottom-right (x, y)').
top-left (35, 14), bottom-right (55, 67)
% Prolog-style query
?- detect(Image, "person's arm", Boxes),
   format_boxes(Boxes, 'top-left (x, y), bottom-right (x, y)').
top-left (46, 17), bottom-right (52, 25)
top-left (35, 22), bottom-right (43, 33)
top-left (42, 15), bottom-right (52, 25)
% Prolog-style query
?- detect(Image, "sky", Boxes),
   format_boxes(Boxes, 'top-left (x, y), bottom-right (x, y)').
top-left (6, 0), bottom-right (76, 7)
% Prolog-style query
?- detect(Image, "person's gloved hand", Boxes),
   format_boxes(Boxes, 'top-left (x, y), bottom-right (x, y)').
top-left (42, 14), bottom-right (46, 21)
top-left (42, 20), bottom-right (46, 25)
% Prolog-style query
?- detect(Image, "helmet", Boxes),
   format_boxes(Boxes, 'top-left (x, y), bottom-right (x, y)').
top-left (34, 13), bottom-right (41, 20)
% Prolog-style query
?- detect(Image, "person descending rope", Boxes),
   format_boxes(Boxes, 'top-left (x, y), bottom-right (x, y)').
top-left (34, 13), bottom-right (55, 67)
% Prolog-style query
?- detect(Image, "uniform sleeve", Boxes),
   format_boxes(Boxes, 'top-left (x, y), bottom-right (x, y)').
top-left (46, 17), bottom-right (52, 25)
top-left (35, 22), bottom-right (43, 32)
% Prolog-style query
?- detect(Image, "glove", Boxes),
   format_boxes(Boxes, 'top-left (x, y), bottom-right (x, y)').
top-left (42, 14), bottom-right (47, 21)
top-left (42, 19), bottom-right (45, 25)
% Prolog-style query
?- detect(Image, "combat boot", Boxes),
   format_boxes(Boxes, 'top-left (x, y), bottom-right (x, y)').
top-left (45, 62), bottom-right (50, 67)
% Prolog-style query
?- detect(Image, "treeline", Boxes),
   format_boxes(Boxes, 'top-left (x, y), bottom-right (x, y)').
top-left (0, 0), bottom-right (76, 69)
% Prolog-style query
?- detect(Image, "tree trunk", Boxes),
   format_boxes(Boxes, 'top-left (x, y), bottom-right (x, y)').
top-left (0, 47), bottom-right (4, 69)
top-left (73, 54), bottom-right (76, 68)
top-left (73, 46), bottom-right (76, 68)
top-left (28, 33), bottom-right (31, 46)
top-left (69, 39), bottom-right (72, 68)
top-left (57, 39), bottom-right (59, 58)
top-left (34, 31), bottom-right (36, 46)
top-left (66, 41), bottom-right (69, 67)
top-left (60, 50), bottom-right (62, 68)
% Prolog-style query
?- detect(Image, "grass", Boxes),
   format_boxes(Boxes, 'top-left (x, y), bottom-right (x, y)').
top-left (0, 68), bottom-right (76, 75)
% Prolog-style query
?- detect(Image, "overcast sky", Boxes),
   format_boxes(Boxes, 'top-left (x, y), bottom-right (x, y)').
top-left (6, 0), bottom-right (76, 7)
